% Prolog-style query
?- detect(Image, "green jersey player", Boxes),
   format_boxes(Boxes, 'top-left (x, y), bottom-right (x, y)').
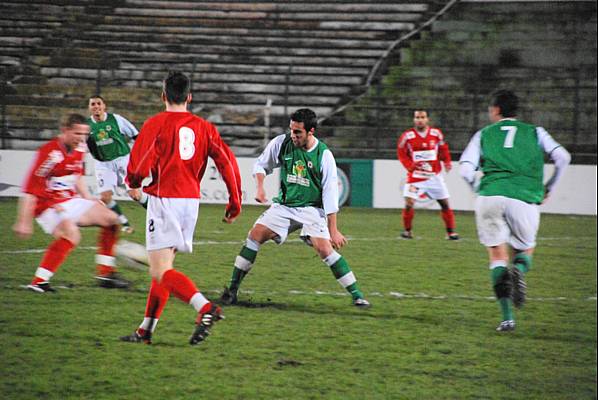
top-left (87, 95), bottom-right (147, 233)
top-left (459, 90), bottom-right (571, 332)
top-left (220, 108), bottom-right (370, 308)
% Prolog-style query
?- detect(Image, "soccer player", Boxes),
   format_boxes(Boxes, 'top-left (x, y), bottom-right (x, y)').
top-left (397, 109), bottom-right (459, 240)
top-left (13, 113), bottom-right (130, 291)
top-left (120, 71), bottom-right (242, 345)
top-left (459, 90), bottom-right (571, 332)
top-left (87, 95), bottom-right (147, 234)
top-left (220, 108), bottom-right (371, 308)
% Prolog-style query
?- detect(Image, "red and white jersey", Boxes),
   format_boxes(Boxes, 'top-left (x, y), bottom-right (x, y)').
top-left (127, 111), bottom-right (242, 214)
top-left (22, 137), bottom-right (86, 217)
top-left (397, 127), bottom-right (452, 183)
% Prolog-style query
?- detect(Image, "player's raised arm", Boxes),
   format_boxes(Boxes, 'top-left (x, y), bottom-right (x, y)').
top-left (207, 124), bottom-right (242, 222)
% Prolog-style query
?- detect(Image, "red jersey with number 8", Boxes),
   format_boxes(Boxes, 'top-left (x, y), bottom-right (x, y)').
top-left (127, 111), bottom-right (241, 212)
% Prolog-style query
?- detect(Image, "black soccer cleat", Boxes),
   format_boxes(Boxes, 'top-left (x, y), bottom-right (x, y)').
top-left (219, 286), bottom-right (238, 305)
top-left (400, 230), bottom-right (413, 239)
top-left (510, 267), bottom-right (527, 309)
top-left (120, 330), bottom-right (152, 345)
top-left (96, 272), bottom-right (131, 289)
top-left (189, 303), bottom-right (224, 345)
top-left (446, 232), bottom-right (460, 241)
top-left (496, 320), bottom-right (516, 332)
top-left (26, 282), bottom-right (56, 293)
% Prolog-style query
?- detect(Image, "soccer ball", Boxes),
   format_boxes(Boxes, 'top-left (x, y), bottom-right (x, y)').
top-left (115, 240), bottom-right (149, 270)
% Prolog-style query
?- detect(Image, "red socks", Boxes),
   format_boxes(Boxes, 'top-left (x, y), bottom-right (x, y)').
top-left (31, 238), bottom-right (75, 285)
top-left (402, 208), bottom-right (414, 231)
top-left (441, 208), bottom-right (456, 232)
top-left (145, 279), bottom-right (170, 320)
top-left (96, 225), bottom-right (118, 276)
top-left (160, 269), bottom-right (199, 303)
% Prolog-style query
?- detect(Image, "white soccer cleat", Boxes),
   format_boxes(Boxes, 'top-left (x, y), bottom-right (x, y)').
top-left (496, 320), bottom-right (515, 332)
top-left (353, 298), bottom-right (371, 308)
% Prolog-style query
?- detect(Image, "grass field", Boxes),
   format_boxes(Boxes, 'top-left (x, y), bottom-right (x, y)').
top-left (0, 197), bottom-right (596, 399)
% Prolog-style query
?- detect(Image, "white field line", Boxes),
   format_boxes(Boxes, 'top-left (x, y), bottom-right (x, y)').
top-left (2, 235), bottom-right (596, 254)
top-left (14, 285), bottom-right (597, 302)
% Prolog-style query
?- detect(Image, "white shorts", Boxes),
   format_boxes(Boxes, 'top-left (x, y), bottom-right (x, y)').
top-left (36, 198), bottom-right (96, 234)
top-left (403, 174), bottom-right (449, 201)
top-left (255, 203), bottom-right (330, 245)
top-left (95, 155), bottom-right (130, 194)
top-left (146, 195), bottom-right (199, 253)
top-left (475, 195), bottom-right (540, 250)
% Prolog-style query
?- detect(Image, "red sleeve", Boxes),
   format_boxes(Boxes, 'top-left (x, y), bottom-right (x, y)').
top-left (127, 118), bottom-right (157, 188)
top-left (207, 124), bottom-right (242, 218)
top-left (437, 129), bottom-right (452, 163)
top-left (23, 146), bottom-right (53, 197)
top-left (397, 132), bottom-right (414, 171)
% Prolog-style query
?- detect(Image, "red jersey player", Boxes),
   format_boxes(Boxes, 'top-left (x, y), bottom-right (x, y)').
top-left (13, 113), bottom-right (130, 292)
top-left (120, 71), bottom-right (242, 345)
top-left (397, 109), bottom-right (459, 240)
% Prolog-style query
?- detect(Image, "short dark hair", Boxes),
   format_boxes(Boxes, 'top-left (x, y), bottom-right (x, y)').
top-left (89, 95), bottom-right (106, 103)
top-left (290, 108), bottom-right (317, 132)
top-left (61, 113), bottom-right (88, 127)
top-left (163, 70), bottom-right (190, 104)
top-left (490, 90), bottom-right (519, 118)
top-left (413, 108), bottom-right (429, 116)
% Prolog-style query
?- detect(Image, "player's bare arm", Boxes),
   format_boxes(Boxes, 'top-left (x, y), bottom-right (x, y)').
top-left (254, 173), bottom-right (267, 203)
top-left (327, 213), bottom-right (347, 250)
top-left (13, 194), bottom-right (37, 239)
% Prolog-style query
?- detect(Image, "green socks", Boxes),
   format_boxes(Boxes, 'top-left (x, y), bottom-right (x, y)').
top-left (229, 245), bottom-right (258, 291)
top-left (491, 265), bottom-right (514, 322)
top-left (327, 254), bottom-right (364, 300)
top-left (513, 253), bottom-right (532, 274)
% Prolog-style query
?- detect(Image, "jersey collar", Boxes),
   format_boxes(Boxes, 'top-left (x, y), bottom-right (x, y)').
top-left (306, 137), bottom-right (319, 152)
top-left (90, 113), bottom-right (108, 123)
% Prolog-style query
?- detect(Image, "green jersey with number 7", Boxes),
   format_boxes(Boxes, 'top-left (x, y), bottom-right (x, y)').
top-left (478, 119), bottom-right (545, 203)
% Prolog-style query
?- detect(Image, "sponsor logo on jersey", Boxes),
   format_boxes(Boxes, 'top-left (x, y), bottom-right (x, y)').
top-left (288, 160), bottom-right (310, 186)
top-left (292, 160), bottom-right (307, 177)
top-left (412, 150), bottom-right (437, 161)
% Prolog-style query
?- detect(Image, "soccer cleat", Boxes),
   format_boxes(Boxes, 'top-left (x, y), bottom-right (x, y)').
top-left (510, 267), bottom-right (527, 308)
top-left (119, 330), bottom-right (152, 345)
top-left (353, 297), bottom-right (371, 308)
top-left (26, 282), bottom-right (56, 293)
top-left (96, 272), bottom-right (131, 289)
top-left (400, 230), bottom-right (413, 239)
top-left (189, 303), bottom-right (224, 345)
top-left (121, 225), bottom-right (134, 234)
top-left (496, 320), bottom-right (516, 332)
top-left (446, 233), bottom-right (460, 240)
top-left (219, 286), bottom-right (238, 305)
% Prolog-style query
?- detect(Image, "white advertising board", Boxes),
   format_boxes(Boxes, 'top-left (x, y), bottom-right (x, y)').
top-left (373, 160), bottom-right (597, 215)
top-left (1, 150), bottom-right (595, 215)
top-left (0, 150), bottom-right (280, 206)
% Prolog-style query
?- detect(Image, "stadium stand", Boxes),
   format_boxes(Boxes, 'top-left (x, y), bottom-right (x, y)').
top-left (0, 0), bottom-right (439, 153)
top-left (1, 1), bottom-right (596, 162)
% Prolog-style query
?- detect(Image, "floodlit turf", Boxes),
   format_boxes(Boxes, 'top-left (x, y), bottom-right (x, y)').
top-left (0, 197), bottom-right (596, 399)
